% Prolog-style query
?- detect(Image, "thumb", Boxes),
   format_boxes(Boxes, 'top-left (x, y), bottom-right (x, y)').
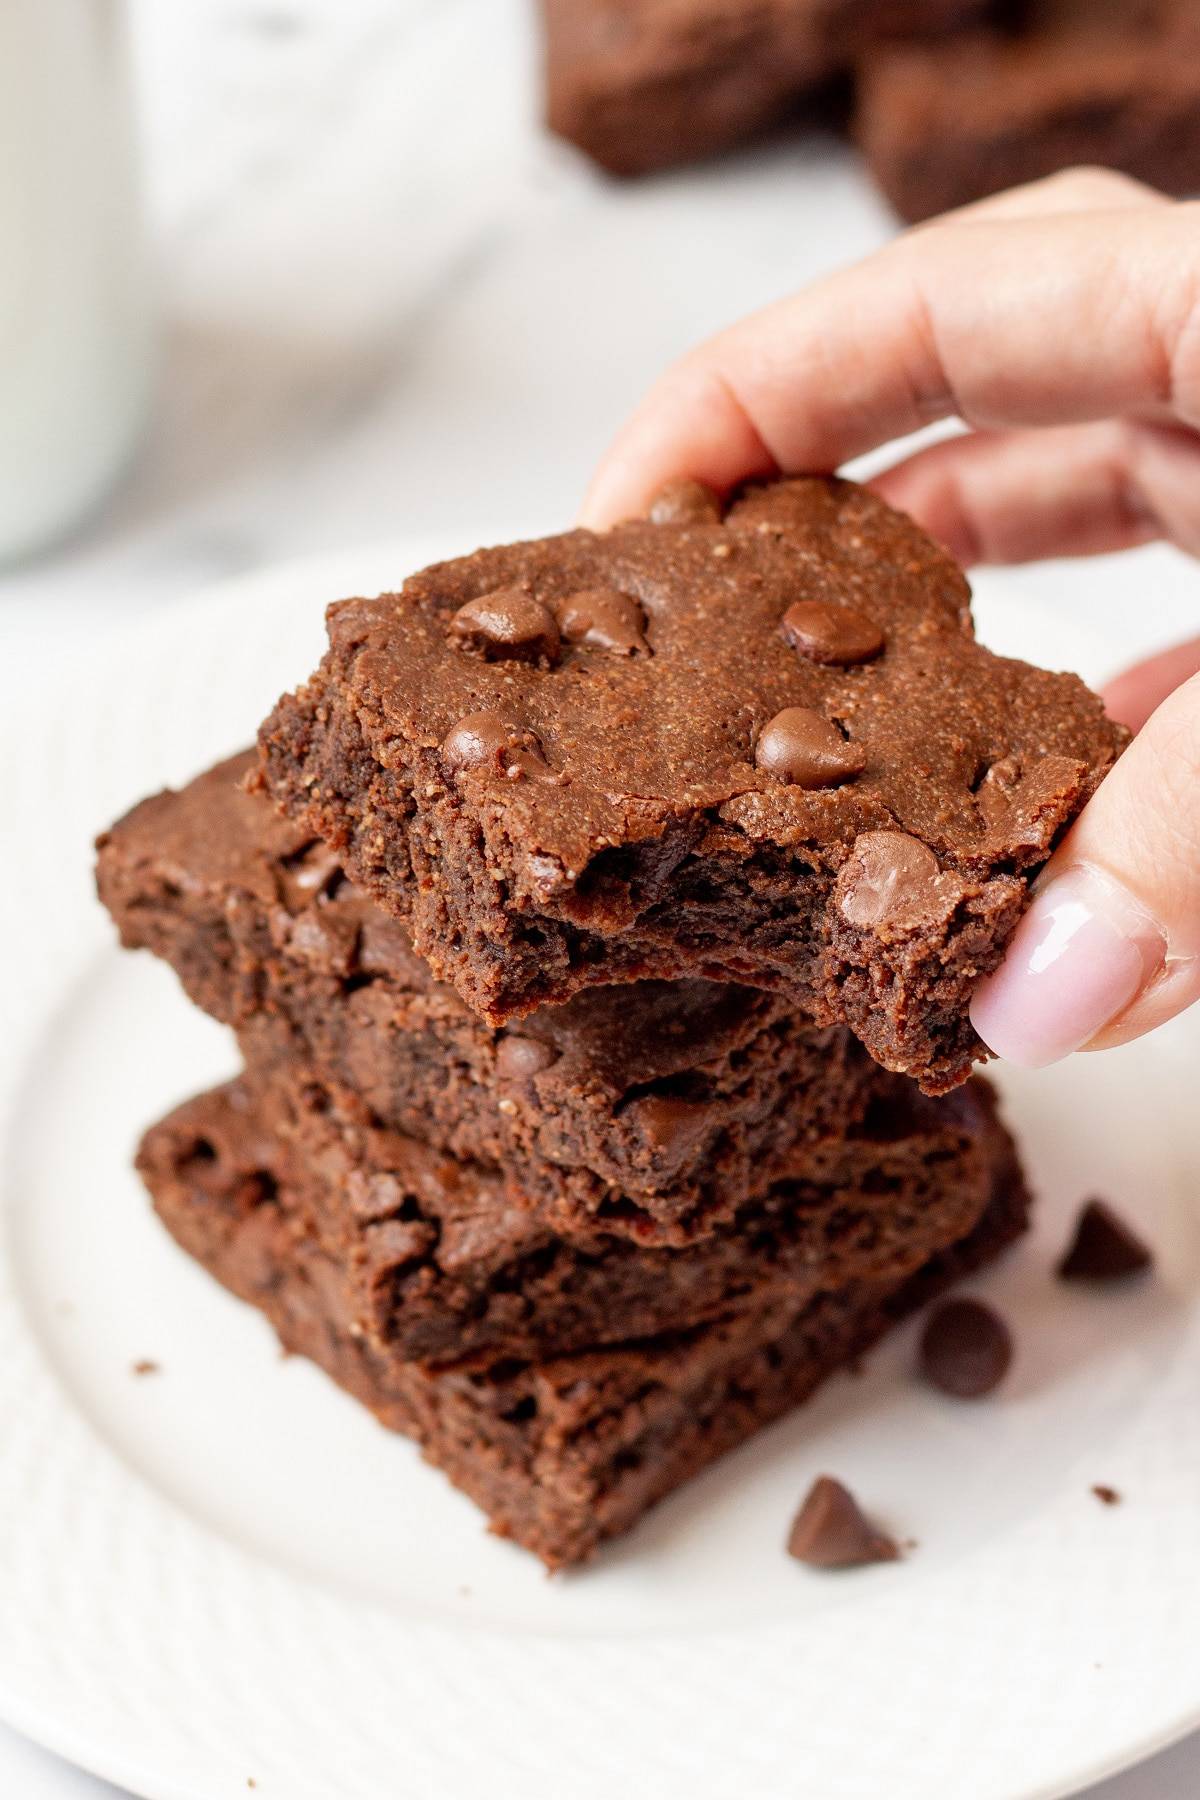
top-left (970, 671), bottom-right (1200, 1064)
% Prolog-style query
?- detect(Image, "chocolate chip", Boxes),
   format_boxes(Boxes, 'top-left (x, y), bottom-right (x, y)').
top-left (781, 599), bottom-right (884, 666)
top-left (1092, 1484), bottom-right (1121, 1506)
top-left (495, 1035), bottom-right (558, 1080)
top-left (630, 1095), bottom-right (710, 1165)
top-left (277, 840), bottom-right (343, 910)
top-left (837, 831), bottom-right (953, 932)
top-left (442, 712), bottom-right (546, 776)
top-left (449, 588), bottom-right (560, 665)
top-left (558, 587), bottom-right (648, 655)
top-left (919, 1298), bottom-right (1012, 1398)
top-left (754, 707), bottom-right (865, 789)
top-left (1057, 1199), bottom-right (1152, 1282)
top-left (787, 1476), bottom-right (899, 1569)
top-left (646, 478), bottom-right (723, 525)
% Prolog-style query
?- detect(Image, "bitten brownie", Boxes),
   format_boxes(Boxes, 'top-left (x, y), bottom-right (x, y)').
top-left (856, 1), bottom-right (1200, 222)
top-left (136, 1071), bottom-right (1019, 1365)
top-left (96, 753), bottom-right (876, 1245)
top-left (255, 476), bottom-right (1124, 1091)
top-left (140, 1079), bottom-right (1030, 1568)
top-left (540, 0), bottom-right (993, 177)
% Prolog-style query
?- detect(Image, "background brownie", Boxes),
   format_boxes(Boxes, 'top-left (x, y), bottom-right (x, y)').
top-left (256, 476), bottom-right (1124, 1091)
top-left (137, 1071), bottom-right (1018, 1365)
top-left (98, 752), bottom-right (877, 1244)
top-left (856, 2), bottom-right (1200, 221)
top-left (142, 1080), bottom-right (1029, 1567)
top-left (540, 0), bottom-right (994, 177)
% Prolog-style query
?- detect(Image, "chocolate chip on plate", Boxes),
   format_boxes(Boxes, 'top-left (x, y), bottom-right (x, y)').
top-left (919, 1297), bottom-right (1012, 1398)
top-left (781, 599), bottom-right (885, 666)
top-left (787, 1475), bottom-right (899, 1568)
top-left (449, 588), bottom-right (561, 664)
top-left (754, 707), bottom-right (865, 789)
top-left (1057, 1199), bottom-right (1153, 1283)
top-left (1091, 1484), bottom-right (1122, 1506)
top-left (558, 587), bottom-right (648, 655)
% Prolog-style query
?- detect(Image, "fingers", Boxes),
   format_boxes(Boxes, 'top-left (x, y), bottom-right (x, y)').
top-left (870, 419), bottom-right (1200, 565)
top-left (923, 164), bottom-right (1167, 229)
top-left (971, 672), bottom-right (1200, 1064)
top-left (1103, 634), bottom-right (1200, 733)
top-left (581, 185), bottom-right (1200, 529)
top-left (870, 424), bottom-right (1156, 565)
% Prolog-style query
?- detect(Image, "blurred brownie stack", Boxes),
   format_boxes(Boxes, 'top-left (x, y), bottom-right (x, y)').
top-left (540, 0), bottom-right (1200, 218)
top-left (98, 474), bottom-right (1125, 1566)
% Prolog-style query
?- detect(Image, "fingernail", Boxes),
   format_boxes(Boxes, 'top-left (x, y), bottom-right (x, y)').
top-left (970, 865), bottom-right (1166, 1067)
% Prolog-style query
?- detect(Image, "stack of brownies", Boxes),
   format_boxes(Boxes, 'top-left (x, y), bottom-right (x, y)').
top-left (539, 0), bottom-right (1200, 222)
top-left (98, 475), bottom-right (1124, 1567)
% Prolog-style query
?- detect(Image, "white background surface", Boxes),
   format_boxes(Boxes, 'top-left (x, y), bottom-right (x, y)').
top-left (1, 2), bottom-right (1197, 1794)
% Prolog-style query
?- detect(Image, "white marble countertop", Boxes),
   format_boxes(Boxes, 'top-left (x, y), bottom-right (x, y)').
top-left (2, 1), bottom-right (1196, 1794)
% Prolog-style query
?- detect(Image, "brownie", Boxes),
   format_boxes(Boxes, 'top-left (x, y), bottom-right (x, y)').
top-left (136, 1070), bottom-right (1019, 1365)
top-left (540, 0), bottom-right (994, 177)
top-left (142, 1081), bottom-right (1029, 1567)
top-left (857, 1), bottom-right (1200, 221)
top-left (256, 476), bottom-right (1124, 1091)
top-left (97, 753), bottom-right (876, 1244)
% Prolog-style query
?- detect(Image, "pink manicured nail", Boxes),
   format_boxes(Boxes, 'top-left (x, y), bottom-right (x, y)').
top-left (970, 866), bottom-right (1166, 1068)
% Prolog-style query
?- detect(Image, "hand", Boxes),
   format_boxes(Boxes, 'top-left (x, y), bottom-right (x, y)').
top-left (581, 169), bottom-right (1200, 1066)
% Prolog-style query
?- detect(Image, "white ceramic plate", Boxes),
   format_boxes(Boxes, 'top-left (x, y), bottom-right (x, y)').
top-left (2, 545), bottom-right (1198, 1800)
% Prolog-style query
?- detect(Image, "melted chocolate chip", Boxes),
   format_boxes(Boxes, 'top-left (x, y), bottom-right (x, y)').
top-left (277, 841), bottom-right (343, 910)
top-left (919, 1298), bottom-right (1012, 1398)
top-left (837, 831), bottom-right (951, 932)
top-left (645, 478), bottom-right (723, 526)
top-left (558, 587), bottom-right (649, 655)
top-left (441, 711), bottom-right (547, 776)
top-left (495, 1035), bottom-right (558, 1080)
top-left (754, 707), bottom-right (865, 789)
top-left (781, 599), bottom-right (885, 666)
top-left (787, 1476), bottom-right (899, 1569)
top-left (1092, 1484), bottom-right (1122, 1506)
top-left (630, 1095), bottom-right (710, 1165)
top-left (1057, 1199), bottom-right (1152, 1282)
top-left (449, 588), bottom-right (561, 665)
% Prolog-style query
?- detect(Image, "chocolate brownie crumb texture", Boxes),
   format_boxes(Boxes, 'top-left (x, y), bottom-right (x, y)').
top-left (256, 475), bottom-right (1124, 1091)
top-left (97, 754), bottom-right (898, 1246)
top-left (140, 1078), bottom-right (1030, 1568)
top-left (135, 1070), bottom-right (1018, 1366)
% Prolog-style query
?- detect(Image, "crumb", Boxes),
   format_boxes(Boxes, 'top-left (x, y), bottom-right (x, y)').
top-left (1091, 1484), bottom-right (1121, 1506)
top-left (132, 1359), bottom-right (160, 1377)
top-left (902, 1538), bottom-right (919, 1552)
top-left (247, 1781), bottom-right (257, 1791)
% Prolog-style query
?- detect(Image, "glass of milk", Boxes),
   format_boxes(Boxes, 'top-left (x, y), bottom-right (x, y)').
top-left (0, 0), bottom-right (153, 564)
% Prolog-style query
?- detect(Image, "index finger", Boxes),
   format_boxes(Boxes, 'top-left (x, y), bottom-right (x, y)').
top-left (581, 195), bottom-right (1200, 528)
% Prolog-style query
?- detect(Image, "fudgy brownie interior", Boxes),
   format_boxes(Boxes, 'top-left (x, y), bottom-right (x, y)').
top-left (140, 1074), bottom-right (1029, 1568)
top-left (97, 752), bottom-right (880, 1244)
top-left (137, 1070), bottom-right (1015, 1365)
